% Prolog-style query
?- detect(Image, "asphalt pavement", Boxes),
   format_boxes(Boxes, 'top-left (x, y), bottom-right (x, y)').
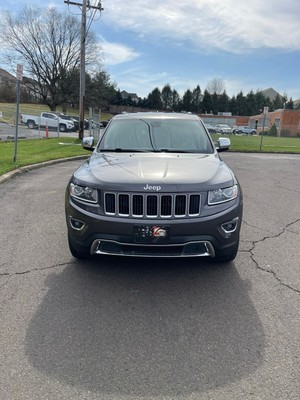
top-left (0, 152), bottom-right (299, 400)
top-left (0, 121), bottom-right (93, 140)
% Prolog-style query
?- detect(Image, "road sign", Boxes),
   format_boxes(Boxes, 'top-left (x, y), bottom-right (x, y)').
top-left (16, 64), bottom-right (23, 81)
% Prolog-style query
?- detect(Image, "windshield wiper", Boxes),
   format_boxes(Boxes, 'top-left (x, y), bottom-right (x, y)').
top-left (100, 148), bottom-right (148, 152)
top-left (158, 149), bottom-right (198, 153)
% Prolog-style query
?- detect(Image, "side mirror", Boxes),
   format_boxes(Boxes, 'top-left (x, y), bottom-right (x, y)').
top-left (216, 137), bottom-right (231, 152)
top-left (82, 136), bottom-right (95, 151)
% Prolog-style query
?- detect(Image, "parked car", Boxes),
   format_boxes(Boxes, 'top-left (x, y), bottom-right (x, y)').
top-left (215, 124), bottom-right (233, 134)
top-left (21, 112), bottom-right (75, 132)
top-left (204, 123), bottom-right (217, 133)
top-left (71, 116), bottom-right (89, 130)
top-left (234, 126), bottom-right (257, 135)
top-left (65, 112), bottom-right (243, 262)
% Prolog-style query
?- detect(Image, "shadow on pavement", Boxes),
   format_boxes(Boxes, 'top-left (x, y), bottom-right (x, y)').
top-left (25, 256), bottom-right (264, 397)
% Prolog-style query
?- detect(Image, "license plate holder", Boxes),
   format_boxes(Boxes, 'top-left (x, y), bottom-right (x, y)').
top-left (134, 225), bottom-right (170, 244)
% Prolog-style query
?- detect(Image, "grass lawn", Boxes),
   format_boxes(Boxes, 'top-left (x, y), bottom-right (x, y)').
top-left (0, 137), bottom-right (90, 176)
top-left (211, 134), bottom-right (300, 153)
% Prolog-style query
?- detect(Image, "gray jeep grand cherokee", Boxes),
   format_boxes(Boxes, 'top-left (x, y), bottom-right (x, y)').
top-left (65, 112), bottom-right (243, 262)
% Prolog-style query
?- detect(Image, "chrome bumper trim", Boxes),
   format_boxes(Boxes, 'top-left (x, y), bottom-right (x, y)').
top-left (90, 239), bottom-right (215, 258)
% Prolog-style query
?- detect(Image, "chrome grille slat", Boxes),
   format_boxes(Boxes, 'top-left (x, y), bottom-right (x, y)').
top-left (104, 192), bottom-right (201, 218)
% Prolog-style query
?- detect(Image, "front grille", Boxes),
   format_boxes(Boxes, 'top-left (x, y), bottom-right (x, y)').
top-left (104, 192), bottom-right (201, 218)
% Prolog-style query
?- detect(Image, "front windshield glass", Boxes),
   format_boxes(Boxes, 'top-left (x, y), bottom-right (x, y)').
top-left (98, 118), bottom-right (214, 153)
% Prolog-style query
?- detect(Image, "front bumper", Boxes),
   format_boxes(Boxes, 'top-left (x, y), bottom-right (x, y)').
top-left (66, 196), bottom-right (243, 258)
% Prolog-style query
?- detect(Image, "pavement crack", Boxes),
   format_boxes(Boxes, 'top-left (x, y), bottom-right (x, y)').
top-left (248, 218), bottom-right (300, 294)
top-left (0, 261), bottom-right (74, 277)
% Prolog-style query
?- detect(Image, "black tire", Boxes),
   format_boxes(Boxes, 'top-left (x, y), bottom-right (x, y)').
top-left (214, 241), bottom-right (239, 263)
top-left (59, 124), bottom-right (67, 132)
top-left (27, 120), bottom-right (36, 129)
top-left (68, 235), bottom-right (91, 259)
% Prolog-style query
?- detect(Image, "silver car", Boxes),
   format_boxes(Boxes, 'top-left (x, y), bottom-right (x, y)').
top-left (65, 112), bottom-right (243, 262)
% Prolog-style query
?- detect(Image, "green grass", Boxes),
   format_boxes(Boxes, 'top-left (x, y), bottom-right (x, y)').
top-left (0, 137), bottom-right (90, 176)
top-left (211, 134), bottom-right (300, 153)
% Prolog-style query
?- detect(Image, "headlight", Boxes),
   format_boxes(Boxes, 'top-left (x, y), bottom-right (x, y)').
top-left (70, 183), bottom-right (98, 203)
top-left (208, 185), bottom-right (238, 205)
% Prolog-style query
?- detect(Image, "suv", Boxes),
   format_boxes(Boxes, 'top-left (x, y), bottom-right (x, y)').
top-left (234, 126), bottom-right (256, 135)
top-left (215, 124), bottom-right (232, 134)
top-left (65, 112), bottom-right (243, 262)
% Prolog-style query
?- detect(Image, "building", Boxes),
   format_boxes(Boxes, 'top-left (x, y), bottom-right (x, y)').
top-left (199, 113), bottom-right (249, 129)
top-left (259, 88), bottom-right (283, 102)
top-left (120, 90), bottom-right (140, 103)
top-left (249, 109), bottom-right (300, 137)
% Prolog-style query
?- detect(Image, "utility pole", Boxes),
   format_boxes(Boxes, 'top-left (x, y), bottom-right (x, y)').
top-left (64, 0), bottom-right (103, 139)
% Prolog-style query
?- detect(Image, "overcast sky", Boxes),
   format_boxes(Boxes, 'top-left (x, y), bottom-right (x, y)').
top-left (1, 0), bottom-right (300, 100)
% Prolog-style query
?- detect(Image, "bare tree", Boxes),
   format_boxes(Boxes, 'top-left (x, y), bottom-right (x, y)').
top-left (206, 78), bottom-right (226, 95)
top-left (0, 5), bottom-right (98, 111)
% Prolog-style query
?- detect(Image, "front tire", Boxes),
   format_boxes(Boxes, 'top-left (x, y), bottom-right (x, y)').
top-left (59, 124), bottom-right (67, 132)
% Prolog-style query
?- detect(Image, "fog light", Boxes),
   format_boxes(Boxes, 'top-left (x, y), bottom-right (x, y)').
top-left (70, 217), bottom-right (85, 231)
top-left (221, 218), bottom-right (239, 234)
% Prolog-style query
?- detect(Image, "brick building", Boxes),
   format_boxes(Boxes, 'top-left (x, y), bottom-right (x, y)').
top-left (249, 109), bottom-right (300, 137)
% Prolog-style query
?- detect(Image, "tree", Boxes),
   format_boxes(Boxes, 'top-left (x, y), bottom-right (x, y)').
top-left (285, 97), bottom-right (294, 109)
top-left (245, 90), bottom-right (256, 115)
top-left (171, 89), bottom-right (181, 111)
top-left (147, 88), bottom-right (163, 110)
top-left (272, 94), bottom-right (284, 110)
top-left (202, 90), bottom-right (212, 114)
top-left (191, 85), bottom-right (202, 113)
top-left (85, 71), bottom-right (117, 110)
top-left (182, 89), bottom-right (193, 112)
top-left (218, 90), bottom-right (230, 112)
top-left (161, 84), bottom-right (173, 110)
top-left (206, 78), bottom-right (225, 95)
top-left (235, 91), bottom-right (247, 115)
top-left (0, 5), bottom-right (98, 111)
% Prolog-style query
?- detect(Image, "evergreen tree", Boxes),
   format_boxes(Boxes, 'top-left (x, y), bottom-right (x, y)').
top-left (245, 90), bottom-right (256, 115)
top-left (229, 95), bottom-right (237, 115)
top-left (236, 91), bottom-right (247, 115)
top-left (202, 90), bottom-right (212, 114)
top-left (211, 92), bottom-right (219, 114)
top-left (285, 97), bottom-right (294, 109)
top-left (182, 89), bottom-right (193, 112)
top-left (219, 91), bottom-right (230, 112)
top-left (191, 85), bottom-right (202, 113)
top-left (273, 94), bottom-right (284, 110)
top-left (147, 88), bottom-right (163, 110)
top-left (161, 84), bottom-right (173, 110)
top-left (171, 89), bottom-right (181, 111)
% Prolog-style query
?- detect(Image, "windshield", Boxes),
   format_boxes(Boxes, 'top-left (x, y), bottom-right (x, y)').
top-left (98, 118), bottom-right (214, 153)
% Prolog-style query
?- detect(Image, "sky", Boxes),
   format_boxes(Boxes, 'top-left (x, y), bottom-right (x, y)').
top-left (1, 0), bottom-right (300, 101)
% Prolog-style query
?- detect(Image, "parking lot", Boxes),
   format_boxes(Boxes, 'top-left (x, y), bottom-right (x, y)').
top-left (0, 121), bottom-right (96, 140)
top-left (0, 152), bottom-right (299, 399)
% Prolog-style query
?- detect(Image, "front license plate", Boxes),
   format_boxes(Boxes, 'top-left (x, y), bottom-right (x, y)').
top-left (134, 225), bottom-right (170, 244)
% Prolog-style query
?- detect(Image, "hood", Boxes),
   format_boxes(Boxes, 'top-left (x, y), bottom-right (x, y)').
top-left (74, 152), bottom-right (234, 191)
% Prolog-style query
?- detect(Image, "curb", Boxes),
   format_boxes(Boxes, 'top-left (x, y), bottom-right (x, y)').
top-left (0, 155), bottom-right (89, 185)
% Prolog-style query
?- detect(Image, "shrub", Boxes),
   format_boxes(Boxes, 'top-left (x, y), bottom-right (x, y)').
top-left (268, 124), bottom-right (278, 136)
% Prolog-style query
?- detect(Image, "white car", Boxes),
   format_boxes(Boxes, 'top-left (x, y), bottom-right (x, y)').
top-left (234, 126), bottom-right (256, 135)
top-left (215, 124), bottom-right (232, 134)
